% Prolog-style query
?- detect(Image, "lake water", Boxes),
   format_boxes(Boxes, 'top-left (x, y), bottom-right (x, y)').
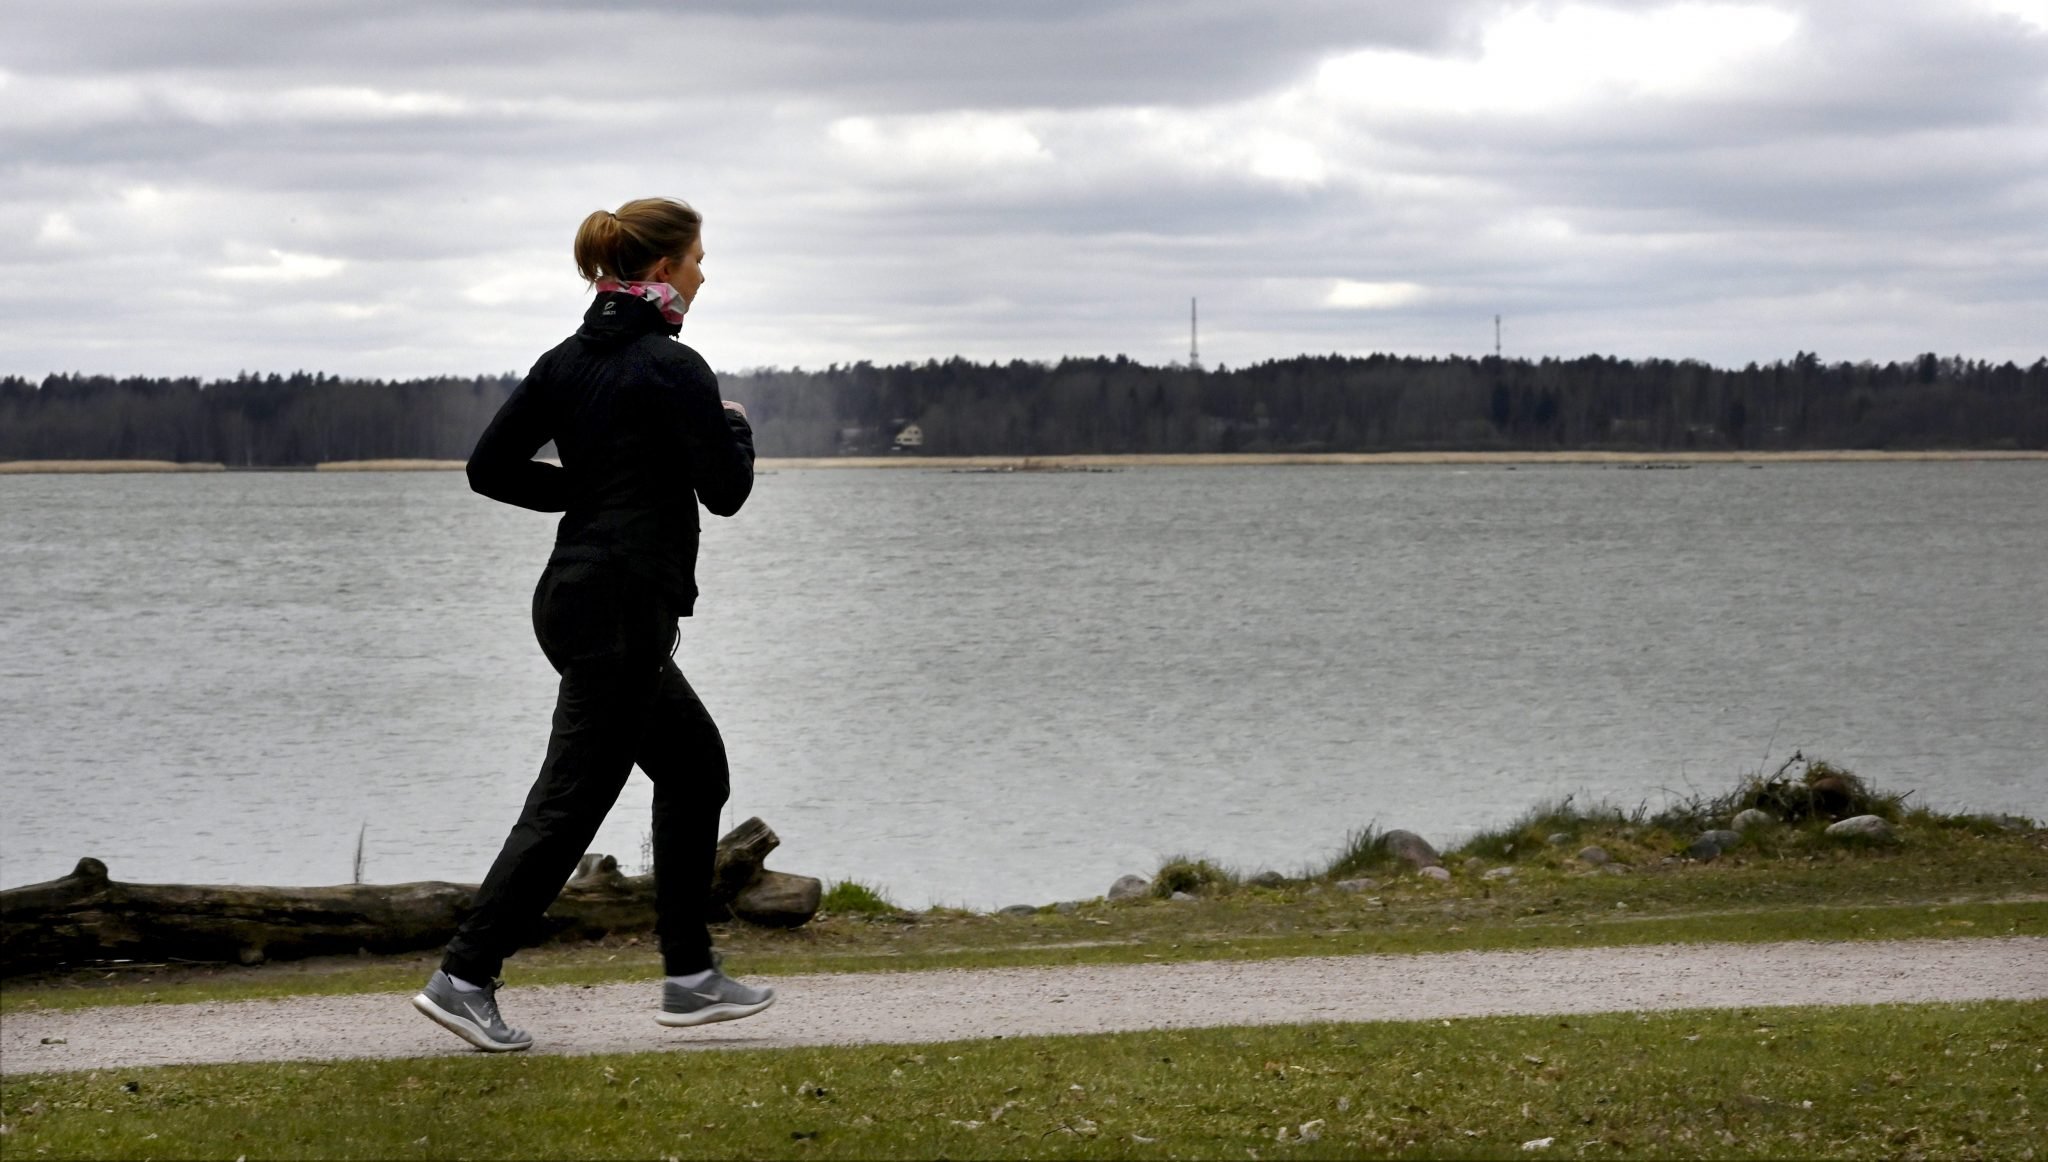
top-left (2, 463), bottom-right (2044, 909)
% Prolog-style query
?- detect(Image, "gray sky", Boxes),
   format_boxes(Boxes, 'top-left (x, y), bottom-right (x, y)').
top-left (4, 0), bottom-right (2044, 379)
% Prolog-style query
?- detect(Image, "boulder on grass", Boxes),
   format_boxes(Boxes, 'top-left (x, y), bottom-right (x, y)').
top-left (1824, 815), bottom-right (1896, 843)
top-left (1730, 808), bottom-right (1777, 833)
top-left (1107, 874), bottom-right (1151, 902)
top-left (1380, 830), bottom-right (1442, 870)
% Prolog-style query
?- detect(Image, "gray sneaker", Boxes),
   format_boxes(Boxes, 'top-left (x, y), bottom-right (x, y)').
top-left (657, 971), bottom-right (776, 1028)
top-left (412, 970), bottom-right (534, 1052)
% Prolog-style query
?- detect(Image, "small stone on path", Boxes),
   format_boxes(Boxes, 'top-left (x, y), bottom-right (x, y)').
top-left (999, 904), bottom-right (1037, 917)
top-left (1483, 866), bottom-right (1516, 880)
top-left (1577, 846), bottom-right (1610, 866)
top-left (1169, 891), bottom-right (1196, 902)
top-left (1335, 877), bottom-right (1378, 893)
top-left (1419, 866), bottom-right (1452, 883)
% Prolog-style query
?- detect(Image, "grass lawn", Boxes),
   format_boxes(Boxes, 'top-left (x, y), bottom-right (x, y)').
top-left (4, 1001), bottom-right (2042, 1159)
top-left (5, 806), bottom-right (2043, 1014)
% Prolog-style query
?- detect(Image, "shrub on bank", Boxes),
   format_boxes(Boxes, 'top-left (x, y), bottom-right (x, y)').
top-left (1130, 758), bottom-right (2036, 904)
top-left (1153, 856), bottom-right (1237, 898)
top-left (819, 879), bottom-right (899, 917)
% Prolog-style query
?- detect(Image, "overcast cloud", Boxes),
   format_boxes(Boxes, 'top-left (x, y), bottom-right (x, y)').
top-left (3, 0), bottom-right (2044, 379)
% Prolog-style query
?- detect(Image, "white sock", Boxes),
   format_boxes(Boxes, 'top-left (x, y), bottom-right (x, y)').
top-left (448, 974), bottom-right (485, 993)
top-left (668, 969), bottom-right (716, 988)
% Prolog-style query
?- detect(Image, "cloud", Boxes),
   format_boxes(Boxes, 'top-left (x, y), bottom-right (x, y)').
top-left (1315, 3), bottom-right (1801, 115)
top-left (0, 0), bottom-right (2043, 379)
top-left (209, 248), bottom-right (348, 282)
top-left (1325, 280), bottom-right (1430, 310)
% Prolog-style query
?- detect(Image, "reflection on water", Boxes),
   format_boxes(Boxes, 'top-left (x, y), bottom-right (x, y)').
top-left (2, 462), bottom-right (2044, 908)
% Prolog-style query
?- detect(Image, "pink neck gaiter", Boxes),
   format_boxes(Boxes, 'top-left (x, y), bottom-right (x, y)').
top-left (594, 278), bottom-right (688, 327)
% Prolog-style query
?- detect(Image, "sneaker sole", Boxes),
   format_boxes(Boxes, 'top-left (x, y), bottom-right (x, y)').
top-left (656, 993), bottom-right (776, 1028)
top-left (411, 992), bottom-right (533, 1052)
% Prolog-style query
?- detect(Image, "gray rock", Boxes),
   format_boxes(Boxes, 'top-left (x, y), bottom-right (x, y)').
top-left (1246, 870), bottom-right (1288, 889)
top-left (1825, 815), bottom-right (1896, 842)
top-left (1576, 846), bottom-right (1611, 866)
top-left (1482, 866), bottom-right (1516, 880)
top-left (1107, 874), bottom-right (1151, 902)
top-left (999, 904), bottom-right (1037, 917)
top-left (1546, 832), bottom-right (1572, 847)
top-left (1381, 829), bottom-right (1442, 870)
top-left (1462, 857), bottom-right (1485, 874)
top-left (1730, 808), bottom-right (1777, 833)
top-left (1303, 883), bottom-right (1323, 895)
top-left (1169, 890), bottom-right (1196, 902)
top-left (1686, 829), bottom-right (1742, 860)
top-left (1334, 877), bottom-right (1379, 893)
top-left (1054, 900), bottom-right (1080, 915)
top-left (1419, 866), bottom-right (1452, 883)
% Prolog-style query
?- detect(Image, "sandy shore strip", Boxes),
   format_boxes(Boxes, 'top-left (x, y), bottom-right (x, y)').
top-left (0, 460), bottom-right (226, 474)
top-left (5, 450), bottom-right (2044, 474)
top-left (5, 937), bottom-right (2042, 1075)
top-left (314, 459), bottom-right (469, 471)
top-left (762, 450), bottom-right (2048, 469)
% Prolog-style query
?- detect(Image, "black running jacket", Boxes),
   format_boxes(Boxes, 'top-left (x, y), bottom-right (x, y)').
top-left (466, 290), bottom-right (755, 615)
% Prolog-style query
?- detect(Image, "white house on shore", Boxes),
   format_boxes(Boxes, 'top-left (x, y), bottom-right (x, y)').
top-left (892, 423), bottom-right (924, 451)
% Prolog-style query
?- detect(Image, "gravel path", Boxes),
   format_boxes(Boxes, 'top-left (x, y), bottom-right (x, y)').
top-left (5, 938), bottom-right (2043, 1076)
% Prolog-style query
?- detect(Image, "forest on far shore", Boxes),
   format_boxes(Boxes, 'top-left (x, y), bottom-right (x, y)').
top-left (3, 350), bottom-right (2043, 465)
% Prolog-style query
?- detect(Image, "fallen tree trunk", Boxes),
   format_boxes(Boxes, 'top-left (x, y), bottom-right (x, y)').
top-left (0, 818), bottom-right (821, 976)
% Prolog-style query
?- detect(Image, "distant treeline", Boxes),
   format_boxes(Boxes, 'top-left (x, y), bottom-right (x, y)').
top-left (3, 351), bottom-right (2044, 464)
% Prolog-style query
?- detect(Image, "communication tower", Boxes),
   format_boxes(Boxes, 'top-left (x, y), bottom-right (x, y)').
top-left (1190, 297), bottom-right (1201, 370)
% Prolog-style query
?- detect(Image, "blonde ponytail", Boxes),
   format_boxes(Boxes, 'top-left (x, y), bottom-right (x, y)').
top-left (572, 198), bottom-right (702, 284)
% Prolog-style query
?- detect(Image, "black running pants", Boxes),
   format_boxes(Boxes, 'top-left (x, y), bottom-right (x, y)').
top-left (443, 560), bottom-right (729, 983)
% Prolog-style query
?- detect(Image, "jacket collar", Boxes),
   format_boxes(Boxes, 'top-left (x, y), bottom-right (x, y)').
top-left (575, 290), bottom-right (681, 345)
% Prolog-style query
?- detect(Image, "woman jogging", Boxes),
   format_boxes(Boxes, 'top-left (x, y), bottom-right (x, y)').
top-left (413, 196), bottom-right (772, 1052)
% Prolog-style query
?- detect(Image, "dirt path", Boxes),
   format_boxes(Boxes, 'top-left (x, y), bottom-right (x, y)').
top-left (5, 938), bottom-right (2043, 1076)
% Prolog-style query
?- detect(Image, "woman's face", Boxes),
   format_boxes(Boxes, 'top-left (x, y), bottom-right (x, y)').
top-left (651, 236), bottom-right (706, 304)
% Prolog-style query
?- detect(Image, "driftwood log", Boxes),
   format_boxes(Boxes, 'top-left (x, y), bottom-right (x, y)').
top-left (0, 817), bottom-right (820, 977)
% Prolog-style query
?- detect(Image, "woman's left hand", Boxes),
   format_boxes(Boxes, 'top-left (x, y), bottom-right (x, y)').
top-left (721, 400), bottom-right (749, 421)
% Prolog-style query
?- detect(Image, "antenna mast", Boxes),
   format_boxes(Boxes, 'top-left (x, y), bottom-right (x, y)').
top-left (1494, 314), bottom-right (1502, 359)
top-left (1190, 297), bottom-right (1200, 370)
